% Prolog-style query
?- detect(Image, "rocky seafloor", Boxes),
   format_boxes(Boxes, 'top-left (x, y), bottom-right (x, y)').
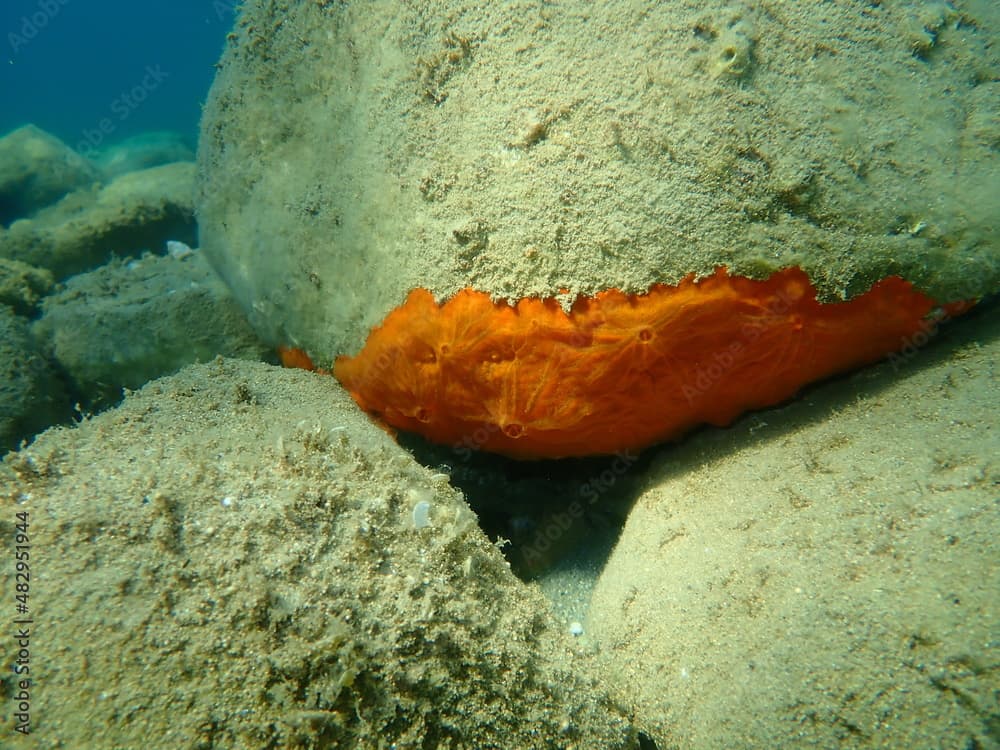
top-left (0, 123), bottom-right (997, 748)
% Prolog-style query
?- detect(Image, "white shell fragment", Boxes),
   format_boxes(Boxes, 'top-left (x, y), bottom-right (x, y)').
top-left (408, 488), bottom-right (434, 529)
top-left (412, 500), bottom-right (432, 529)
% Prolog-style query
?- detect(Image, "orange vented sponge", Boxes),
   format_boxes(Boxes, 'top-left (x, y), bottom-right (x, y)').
top-left (334, 267), bottom-right (944, 459)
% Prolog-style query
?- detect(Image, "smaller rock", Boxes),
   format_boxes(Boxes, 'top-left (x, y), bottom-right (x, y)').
top-left (0, 305), bottom-right (69, 454)
top-left (0, 124), bottom-right (101, 226)
top-left (32, 251), bottom-right (270, 407)
top-left (0, 161), bottom-right (197, 278)
top-left (91, 131), bottom-right (195, 179)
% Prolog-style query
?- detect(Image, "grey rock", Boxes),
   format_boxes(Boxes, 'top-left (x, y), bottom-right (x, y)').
top-left (0, 305), bottom-right (69, 454)
top-left (0, 124), bottom-right (101, 226)
top-left (32, 251), bottom-right (270, 407)
top-left (92, 131), bottom-right (196, 179)
top-left (0, 161), bottom-right (197, 278)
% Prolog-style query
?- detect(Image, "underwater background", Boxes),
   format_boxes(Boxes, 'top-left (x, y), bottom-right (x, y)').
top-left (1, 0), bottom-right (232, 149)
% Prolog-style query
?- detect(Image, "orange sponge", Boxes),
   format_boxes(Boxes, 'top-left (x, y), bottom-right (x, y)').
top-left (333, 267), bottom-right (945, 459)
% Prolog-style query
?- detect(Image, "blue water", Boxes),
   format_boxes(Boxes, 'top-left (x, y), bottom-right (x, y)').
top-left (1, 0), bottom-right (235, 152)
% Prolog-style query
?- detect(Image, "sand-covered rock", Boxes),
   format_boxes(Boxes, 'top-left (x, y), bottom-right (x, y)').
top-left (198, 0), bottom-right (999, 360)
top-left (0, 125), bottom-right (101, 226)
top-left (0, 306), bottom-right (68, 454)
top-left (32, 251), bottom-right (269, 407)
top-left (0, 359), bottom-right (635, 748)
top-left (587, 310), bottom-right (999, 748)
top-left (0, 162), bottom-right (197, 278)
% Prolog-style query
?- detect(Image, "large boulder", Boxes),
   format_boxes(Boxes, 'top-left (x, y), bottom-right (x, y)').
top-left (197, 1), bottom-right (999, 360)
